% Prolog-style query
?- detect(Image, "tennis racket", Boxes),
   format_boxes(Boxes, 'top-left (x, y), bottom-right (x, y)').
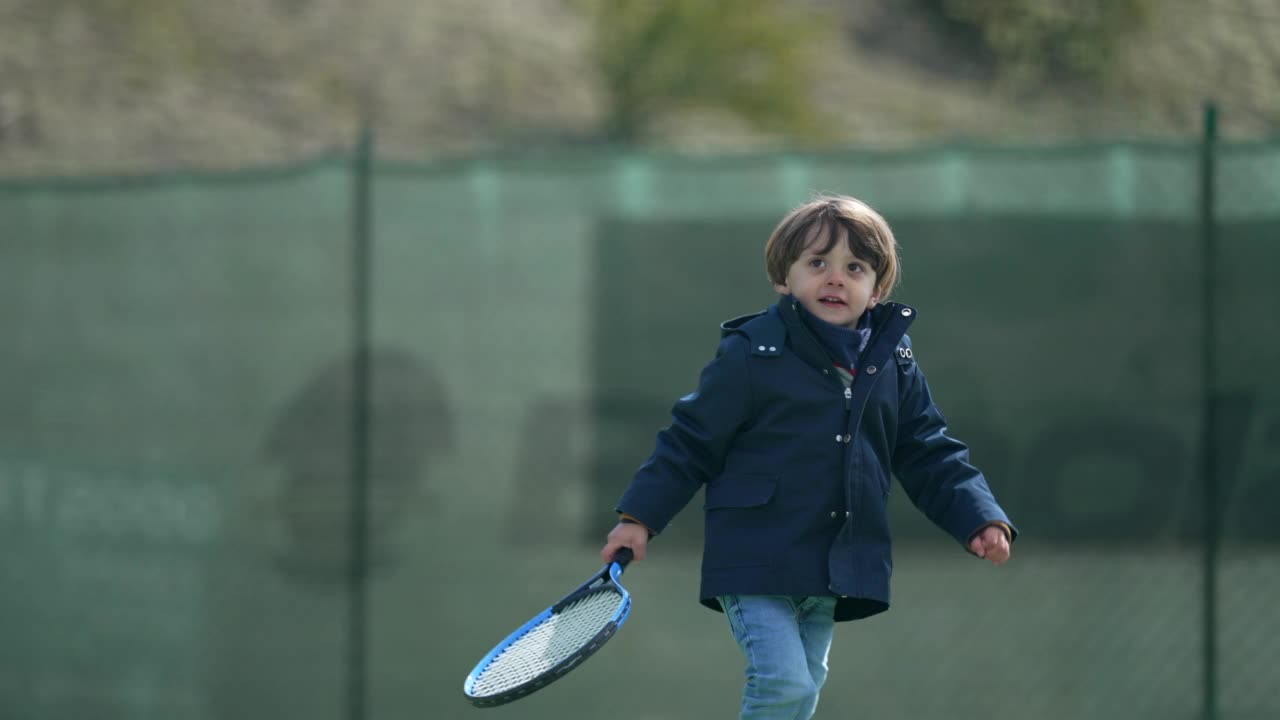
top-left (463, 547), bottom-right (635, 708)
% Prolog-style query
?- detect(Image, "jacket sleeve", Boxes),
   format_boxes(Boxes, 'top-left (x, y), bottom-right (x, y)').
top-left (615, 334), bottom-right (753, 534)
top-left (892, 359), bottom-right (1017, 546)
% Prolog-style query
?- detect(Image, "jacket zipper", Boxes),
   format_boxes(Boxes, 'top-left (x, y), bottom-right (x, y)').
top-left (842, 385), bottom-right (854, 544)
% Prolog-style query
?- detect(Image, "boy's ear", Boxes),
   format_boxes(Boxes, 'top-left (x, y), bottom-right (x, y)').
top-left (870, 282), bottom-right (888, 307)
top-left (772, 280), bottom-right (790, 295)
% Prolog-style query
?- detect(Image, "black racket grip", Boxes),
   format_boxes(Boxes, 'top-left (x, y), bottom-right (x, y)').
top-left (611, 547), bottom-right (635, 568)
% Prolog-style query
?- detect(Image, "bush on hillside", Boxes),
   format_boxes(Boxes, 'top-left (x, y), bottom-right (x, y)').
top-left (918, 0), bottom-right (1153, 86)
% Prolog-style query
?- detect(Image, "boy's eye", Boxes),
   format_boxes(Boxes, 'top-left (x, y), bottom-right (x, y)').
top-left (848, 263), bottom-right (864, 273)
top-left (808, 258), bottom-right (825, 269)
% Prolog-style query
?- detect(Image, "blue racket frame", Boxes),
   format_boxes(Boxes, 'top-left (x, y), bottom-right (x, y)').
top-left (463, 548), bottom-right (634, 708)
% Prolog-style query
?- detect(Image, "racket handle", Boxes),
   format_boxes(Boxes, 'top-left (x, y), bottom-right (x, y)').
top-left (612, 547), bottom-right (635, 568)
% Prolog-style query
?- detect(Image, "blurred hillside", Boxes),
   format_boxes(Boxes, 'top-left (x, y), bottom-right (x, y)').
top-left (0, 0), bottom-right (1277, 176)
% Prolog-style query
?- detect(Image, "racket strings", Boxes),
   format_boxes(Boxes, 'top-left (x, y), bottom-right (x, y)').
top-left (470, 589), bottom-right (624, 697)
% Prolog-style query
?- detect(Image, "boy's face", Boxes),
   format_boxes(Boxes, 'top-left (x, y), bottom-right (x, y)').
top-left (773, 224), bottom-right (880, 329)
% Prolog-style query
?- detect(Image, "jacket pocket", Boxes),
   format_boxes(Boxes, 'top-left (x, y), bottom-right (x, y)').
top-left (703, 474), bottom-right (777, 509)
top-left (702, 474), bottom-right (780, 569)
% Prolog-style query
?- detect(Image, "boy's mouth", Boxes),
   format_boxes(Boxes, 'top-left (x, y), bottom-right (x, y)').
top-left (818, 295), bottom-right (846, 307)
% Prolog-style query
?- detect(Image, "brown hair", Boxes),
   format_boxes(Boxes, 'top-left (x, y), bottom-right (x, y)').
top-left (764, 194), bottom-right (900, 298)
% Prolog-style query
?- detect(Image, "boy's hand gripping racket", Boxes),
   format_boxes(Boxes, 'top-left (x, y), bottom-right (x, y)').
top-left (463, 548), bottom-right (635, 708)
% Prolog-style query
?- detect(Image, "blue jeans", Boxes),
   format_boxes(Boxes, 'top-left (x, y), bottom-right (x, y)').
top-left (718, 595), bottom-right (838, 720)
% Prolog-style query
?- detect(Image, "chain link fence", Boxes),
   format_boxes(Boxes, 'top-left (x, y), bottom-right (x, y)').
top-left (1, 119), bottom-right (1277, 719)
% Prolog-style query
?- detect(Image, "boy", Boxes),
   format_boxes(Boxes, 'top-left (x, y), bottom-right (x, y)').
top-left (600, 194), bottom-right (1015, 719)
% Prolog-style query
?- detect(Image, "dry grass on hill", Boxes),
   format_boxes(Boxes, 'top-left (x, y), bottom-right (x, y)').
top-left (0, 0), bottom-right (1276, 176)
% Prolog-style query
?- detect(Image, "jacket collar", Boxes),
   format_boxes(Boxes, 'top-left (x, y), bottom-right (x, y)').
top-left (721, 298), bottom-right (917, 372)
top-left (778, 298), bottom-right (835, 371)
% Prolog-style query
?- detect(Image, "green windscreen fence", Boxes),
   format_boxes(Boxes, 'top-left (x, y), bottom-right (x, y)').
top-left (1, 138), bottom-right (1278, 720)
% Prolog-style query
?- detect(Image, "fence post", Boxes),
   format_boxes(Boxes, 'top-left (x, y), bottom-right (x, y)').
top-left (347, 125), bottom-right (375, 720)
top-left (1199, 101), bottom-right (1218, 720)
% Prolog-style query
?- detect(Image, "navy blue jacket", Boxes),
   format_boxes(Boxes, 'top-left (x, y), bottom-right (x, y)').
top-left (616, 298), bottom-right (1016, 622)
